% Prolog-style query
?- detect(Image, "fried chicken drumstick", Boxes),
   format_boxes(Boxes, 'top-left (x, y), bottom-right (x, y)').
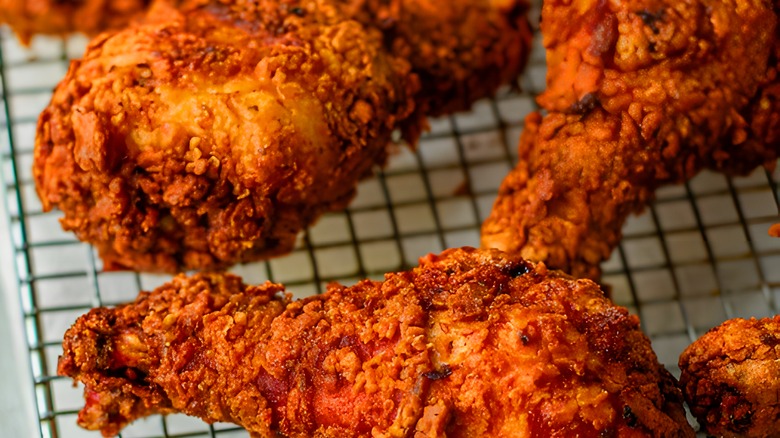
top-left (58, 247), bottom-right (694, 437)
top-left (679, 316), bottom-right (780, 438)
top-left (481, 0), bottom-right (780, 281)
top-left (0, 0), bottom-right (151, 45)
top-left (34, 0), bottom-right (531, 273)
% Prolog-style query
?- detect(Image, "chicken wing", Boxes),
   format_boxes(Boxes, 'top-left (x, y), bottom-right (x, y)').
top-left (481, 0), bottom-right (780, 281)
top-left (58, 247), bottom-right (693, 437)
top-left (0, 0), bottom-right (151, 45)
top-left (34, 0), bottom-right (532, 273)
top-left (679, 316), bottom-right (780, 438)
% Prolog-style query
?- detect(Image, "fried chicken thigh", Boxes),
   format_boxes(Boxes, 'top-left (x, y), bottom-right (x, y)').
top-left (34, 0), bottom-right (531, 273)
top-left (481, 0), bottom-right (780, 281)
top-left (0, 0), bottom-right (151, 45)
top-left (679, 316), bottom-right (780, 438)
top-left (58, 247), bottom-right (693, 437)
top-left (35, 0), bottom-right (417, 273)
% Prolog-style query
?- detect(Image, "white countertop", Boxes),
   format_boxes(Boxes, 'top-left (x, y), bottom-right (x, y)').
top-left (0, 172), bottom-right (36, 438)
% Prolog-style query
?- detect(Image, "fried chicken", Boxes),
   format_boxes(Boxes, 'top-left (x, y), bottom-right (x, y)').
top-left (0, 0), bottom-right (151, 45)
top-left (344, 0), bottom-right (533, 119)
top-left (58, 247), bottom-right (694, 437)
top-left (34, 0), bottom-right (415, 273)
top-left (34, 0), bottom-right (531, 273)
top-left (679, 316), bottom-right (780, 438)
top-left (481, 0), bottom-right (780, 281)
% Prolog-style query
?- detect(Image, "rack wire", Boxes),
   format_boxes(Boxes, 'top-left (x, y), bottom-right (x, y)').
top-left (1, 6), bottom-right (779, 437)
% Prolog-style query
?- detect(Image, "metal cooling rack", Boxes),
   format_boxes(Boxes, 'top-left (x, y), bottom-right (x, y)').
top-left (1, 6), bottom-right (779, 437)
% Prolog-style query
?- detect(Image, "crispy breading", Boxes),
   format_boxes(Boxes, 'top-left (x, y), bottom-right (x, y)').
top-left (58, 247), bottom-right (694, 437)
top-left (344, 0), bottom-right (533, 119)
top-left (0, 0), bottom-right (151, 45)
top-left (35, 0), bottom-right (418, 272)
top-left (679, 316), bottom-right (780, 438)
top-left (34, 0), bottom-right (532, 273)
top-left (481, 0), bottom-right (780, 281)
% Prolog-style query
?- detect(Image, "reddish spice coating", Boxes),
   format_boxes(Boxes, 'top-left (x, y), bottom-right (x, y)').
top-left (481, 0), bottom-right (780, 281)
top-left (34, 0), bottom-right (532, 273)
top-left (59, 247), bottom-right (694, 437)
top-left (0, 0), bottom-right (151, 45)
top-left (680, 316), bottom-right (780, 438)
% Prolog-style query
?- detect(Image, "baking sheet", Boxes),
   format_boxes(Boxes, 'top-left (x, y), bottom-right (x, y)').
top-left (1, 6), bottom-right (779, 437)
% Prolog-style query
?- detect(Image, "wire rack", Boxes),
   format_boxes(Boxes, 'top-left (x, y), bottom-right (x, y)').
top-left (1, 5), bottom-right (779, 437)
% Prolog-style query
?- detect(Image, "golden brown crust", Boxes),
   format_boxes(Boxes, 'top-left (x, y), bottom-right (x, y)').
top-left (481, 0), bottom-right (780, 280)
top-left (0, 0), bottom-right (151, 45)
top-left (345, 0), bottom-right (533, 118)
top-left (59, 247), bottom-right (694, 437)
top-left (35, 0), bottom-right (419, 272)
top-left (679, 316), bottom-right (780, 438)
top-left (34, 0), bottom-right (532, 273)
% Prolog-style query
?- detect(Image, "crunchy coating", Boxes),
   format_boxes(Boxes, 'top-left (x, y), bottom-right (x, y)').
top-left (0, 0), bottom-right (151, 45)
top-left (34, 0), bottom-right (532, 273)
top-left (58, 247), bottom-right (694, 437)
top-left (679, 316), bottom-right (780, 438)
top-left (481, 0), bottom-right (780, 281)
top-left (35, 0), bottom-right (416, 273)
top-left (345, 0), bottom-right (533, 119)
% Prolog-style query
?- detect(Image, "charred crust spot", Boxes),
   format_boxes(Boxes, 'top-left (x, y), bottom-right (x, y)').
top-left (729, 410), bottom-right (754, 430)
top-left (290, 7), bottom-right (305, 17)
top-left (520, 334), bottom-right (530, 345)
top-left (106, 366), bottom-right (148, 383)
top-left (502, 261), bottom-right (531, 278)
top-left (636, 10), bottom-right (664, 34)
top-left (760, 333), bottom-right (780, 347)
top-left (570, 93), bottom-right (599, 113)
top-left (424, 364), bottom-right (453, 381)
top-left (722, 391), bottom-right (755, 432)
top-left (623, 405), bottom-right (638, 428)
top-left (725, 397), bottom-right (755, 432)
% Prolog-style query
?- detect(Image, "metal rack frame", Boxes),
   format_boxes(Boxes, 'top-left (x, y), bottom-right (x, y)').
top-left (1, 11), bottom-right (779, 438)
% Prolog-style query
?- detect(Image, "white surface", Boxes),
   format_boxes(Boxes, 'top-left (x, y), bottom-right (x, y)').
top-left (0, 162), bottom-right (36, 438)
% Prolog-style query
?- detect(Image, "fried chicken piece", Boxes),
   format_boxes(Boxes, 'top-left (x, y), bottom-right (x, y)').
top-left (344, 0), bottom-right (533, 119)
top-left (481, 0), bottom-right (780, 281)
top-left (679, 316), bottom-right (780, 438)
top-left (35, 0), bottom-right (417, 273)
top-left (0, 0), bottom-right (151, 45)
top-left (34, 0), bottom-right (531, 273)
top-left (58, 247), bottom-right (694, 437)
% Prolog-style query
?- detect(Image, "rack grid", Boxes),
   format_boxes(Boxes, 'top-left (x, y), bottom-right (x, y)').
top-left (1, 7), bottom-right (779, 437)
